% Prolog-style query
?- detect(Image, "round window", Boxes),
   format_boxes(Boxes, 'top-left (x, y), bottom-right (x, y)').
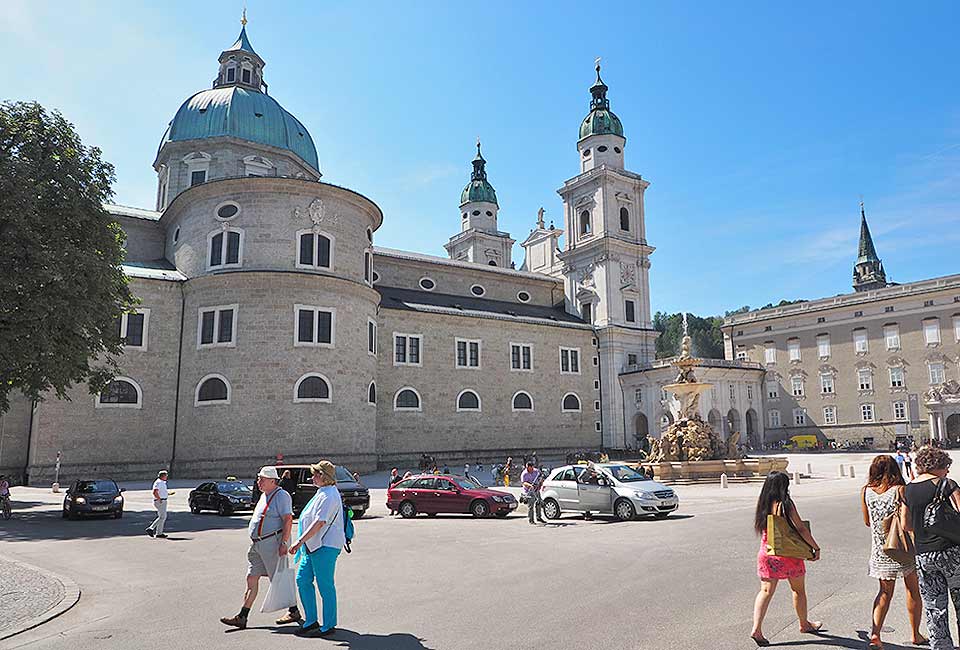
top-left (614, 146), bottom-right (622, 154)
top-left (216, 202), bottom-right (240, 220)
top-left (462, 212), bottom-right (468, 219)
top-left (582, 149), bottom-right (591, 157)
top-left (419, 277), bottom-right (435, 291)
top-left (470, 284), bottom-right (485, 297)
top-left (517, 291), bottom-right (530, 303)
top-left (472, 210), bottom-right (480, 216)
top-left (485, 211), bottom-right (493, 217)
top-left (598, 145), bottom-right (608, 153)
top-left (173, 227), bottom-right (180, 244)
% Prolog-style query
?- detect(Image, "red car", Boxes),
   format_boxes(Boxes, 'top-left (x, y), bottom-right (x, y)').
top-left (387, 474), bottom-right (518, 518)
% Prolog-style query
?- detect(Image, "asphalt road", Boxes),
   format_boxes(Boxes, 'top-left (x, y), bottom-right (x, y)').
top-left (1, 452), bottom-right (955, 650)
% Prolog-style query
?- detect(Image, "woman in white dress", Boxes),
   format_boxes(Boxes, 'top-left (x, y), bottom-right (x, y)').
top-left (861, 455), bottom-right (926, 649)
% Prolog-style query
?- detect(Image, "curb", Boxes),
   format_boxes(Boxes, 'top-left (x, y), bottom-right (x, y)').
top-left (0, 559), bottom-right (81, 641)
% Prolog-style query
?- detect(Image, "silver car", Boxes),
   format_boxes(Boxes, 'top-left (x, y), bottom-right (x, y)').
top-left (539, 463), bottom-right (679, 521)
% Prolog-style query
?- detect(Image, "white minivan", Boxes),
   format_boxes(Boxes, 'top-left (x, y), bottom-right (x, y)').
top-left (539, 463), bottom-right (678, 521)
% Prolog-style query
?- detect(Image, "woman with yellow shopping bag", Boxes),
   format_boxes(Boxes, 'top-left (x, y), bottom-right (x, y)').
top-left (750, 471), bottom-right (822, 647)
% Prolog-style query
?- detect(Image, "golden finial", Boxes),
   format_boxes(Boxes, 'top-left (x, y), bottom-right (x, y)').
top-left (241, 6), bottom-right (247, 26)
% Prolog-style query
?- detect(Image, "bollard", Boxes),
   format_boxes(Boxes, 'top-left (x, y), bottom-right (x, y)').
top-left (806, 462), bottom-right (813, 476)
top-left (793, 471), bottom-right (801, 483)
top-left (839, 464), bottom-right (846, 477)
top-left (51, 482), bottom-right (60, 493)
top-left (720, 473), bottom-right (728, 489)
top-left (849, 465), bottom-right (856, 479)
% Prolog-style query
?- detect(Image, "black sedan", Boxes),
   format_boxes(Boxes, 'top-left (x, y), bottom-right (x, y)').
top-left (189, 480), bottom-right (254, 516)
top-left (62, 479), bottom-right (125, 519)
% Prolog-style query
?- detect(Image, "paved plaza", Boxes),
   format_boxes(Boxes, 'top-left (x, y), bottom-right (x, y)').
top-left (0, 452), bottom-right (955, 650)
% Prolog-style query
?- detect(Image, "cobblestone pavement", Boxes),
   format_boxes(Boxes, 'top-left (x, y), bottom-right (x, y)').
top-left (0, 557), bottom-right (68, 639)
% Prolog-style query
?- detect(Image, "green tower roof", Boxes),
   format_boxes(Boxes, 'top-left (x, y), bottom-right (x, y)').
top-left (579, 64), bottom-right (624, 140)
top-left (460, 142), bottom-right (498, 206)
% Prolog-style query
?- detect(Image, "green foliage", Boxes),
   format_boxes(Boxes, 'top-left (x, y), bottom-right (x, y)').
top-left (0, 101), bottom-right (134, 413)
top-left (653, 312), bottom-right (725, 359)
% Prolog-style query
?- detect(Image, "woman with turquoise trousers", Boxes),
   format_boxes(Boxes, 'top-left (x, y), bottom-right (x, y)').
top-left (289, 460), bottom-right (345, 638)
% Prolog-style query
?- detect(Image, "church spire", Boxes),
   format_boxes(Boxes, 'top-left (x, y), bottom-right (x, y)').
top-left (214, 15), bottom-right (266, 92)
top-left (853, 200), bottom-right (887, 291)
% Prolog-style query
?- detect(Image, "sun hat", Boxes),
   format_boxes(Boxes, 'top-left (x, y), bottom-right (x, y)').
top-left (257, 466), bottom-right (280, 480)
top-left (310, 460), bottom-right (336, 482)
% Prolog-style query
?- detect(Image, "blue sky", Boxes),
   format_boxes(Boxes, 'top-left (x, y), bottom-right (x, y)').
top-left (4, 1), bottom-right (959, 315)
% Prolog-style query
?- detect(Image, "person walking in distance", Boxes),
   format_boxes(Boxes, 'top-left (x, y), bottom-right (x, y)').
top-left (862, 455), bottom-right (926, 649)
top-left (901, 446), bottom-right (960, 650)
top-left (220, 466), bottom-right (301, 630)
top-left (387, 467), bottom-right (401, 516)
top-left (750, 471), bottom-right (822, 646)
top-left (521, 461), bottom-right (546, 525)
top-left (503, 457), bottom-right (513, 488)
top-left (145, 470), bottom-right (170, 538)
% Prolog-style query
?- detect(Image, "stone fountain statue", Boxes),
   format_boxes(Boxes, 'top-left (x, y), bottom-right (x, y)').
top-left (647, 315), bottom-right (733, 462)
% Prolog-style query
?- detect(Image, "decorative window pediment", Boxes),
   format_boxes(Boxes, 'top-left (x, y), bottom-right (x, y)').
top-left (886, 355), bottom-right (908, 367)
top-left (854, 359), bottom-right (876, 370)
top-left (817, 364), bottom-right (837, 375)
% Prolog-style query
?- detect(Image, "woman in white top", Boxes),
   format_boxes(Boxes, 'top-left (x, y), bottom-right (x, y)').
top-left (289, 460), bottom-right (345, 637)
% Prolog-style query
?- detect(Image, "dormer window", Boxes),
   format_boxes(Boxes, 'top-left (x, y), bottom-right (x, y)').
top-left (241, 68), bottom-right (251, 84)
top-left (226, 67), bottom-right (236, 83)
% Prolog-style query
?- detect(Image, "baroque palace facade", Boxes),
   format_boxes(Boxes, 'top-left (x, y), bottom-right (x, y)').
top-left (6, 22), bottom-right (757, 483)
top-left (724, 208), bottom-right (960, 448)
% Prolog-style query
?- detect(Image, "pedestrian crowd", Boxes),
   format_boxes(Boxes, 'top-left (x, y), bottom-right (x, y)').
top-left (750, 445), bottom-right (960, 650)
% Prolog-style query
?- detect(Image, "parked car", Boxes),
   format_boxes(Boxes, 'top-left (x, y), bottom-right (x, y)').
top-left (251, 465), bottom-right (370, 518)
top-left (62, 479), bottom-right (125, 519)
top-left (540, 463), bottom-right (678, 521)
top-left (387, 474), bottom-right (518, 518)
top-left (189, 480), bottom-right (255, 516)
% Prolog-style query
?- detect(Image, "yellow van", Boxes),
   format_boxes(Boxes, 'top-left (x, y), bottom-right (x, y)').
top-left (788, 435), bottom-right (819, 449)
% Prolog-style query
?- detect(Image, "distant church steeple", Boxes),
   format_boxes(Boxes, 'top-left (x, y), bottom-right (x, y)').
top-left (853, 200), bottom-right (887, 292)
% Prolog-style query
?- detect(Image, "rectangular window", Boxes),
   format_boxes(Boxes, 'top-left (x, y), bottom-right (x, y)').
top-left (747, 385), bottom-right (753, 400)
top-left (820, 373), bottom-right (834, 394)
top-left (893, 401), bottom-right (907, 421)
top-left (635, 388), bottom-right (642, 404)
top-left (294, 305), bottom-right (334, 346)
top-left (627, 353), bottom-right (638, 366)
top-left (889, 366), bottom-right (904, 388)
top-left (954, 317), bottom-right (960, 342)
top-left (793, 408), bottom-right (806, 426)
top-left (594, 400), bottom-right (601, 411)
top-left (823, 406), bottom-right (837, 425)
top-left (511, 343), bottom-right (532, 371)
top-left (456, 339), bottom-right (481, 368)
top-left (768, 410), bottom-right (781, 427)
top-left (817, 334), bottom-right (830, 358)
top-left (884, 325), bottom-right (900, 350)
top-left (929, 363), bottom-right (945, 385)
top-left (625, 300), bottom-right (636, 323)
top-left (581, 302), bottom-right (592, 324)
top-left (190, 170), bottom-right (206, 186)
top-left (791, 376), bottom-right (804, 397)
top-left (766, 381), bottom-right (779, 399)
top-left (241, 68), bottom-right (252, 84)
top-left (198, 305), bottom-right (237, 348)
top-left (861, 403), bottom-right (875, 422)
top-left (226, 67), bottom-right (235, 82)
top-left (924, 300), bottom-right (935, 307)
top-left (788, 339), bottom-right (801, 361)
top-left (885, 306), bottom-right (895, 313)
top-left (297, 232), bottom-right (332, 269)
top-left (367, 320), bottom-right (377, 356)
top-left (117, 310), bottom-right (148, 349)
top-left (559, 347), bottom-right (580, 374)
top-left (729, 384), bottom-right (736, 402)
top-left (364, 251), bottom-right (372, 284)
top-left (764, 343), bottom-right (776, 364)
top-left (858, 369), bottom-right (873, 391)
top-left (393, 333), bottom-right (422, 366)
top-left (209, 230), bottom-right (242, 268)
top-left (923, 319), bottom-right (941, 344)
top-left (853, 330), bottom-right (868, 353)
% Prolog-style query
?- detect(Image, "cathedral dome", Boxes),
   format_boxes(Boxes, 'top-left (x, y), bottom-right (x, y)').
top-left (459, 142), bottom-right (498, 206)
top-left (159, 86), bottom-right (319, 172)
top-left (578, 64), bottom-right (624, 140)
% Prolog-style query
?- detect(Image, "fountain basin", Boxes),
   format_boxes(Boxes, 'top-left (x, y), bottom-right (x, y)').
top-left (634, 457), bottom-right (790, 483)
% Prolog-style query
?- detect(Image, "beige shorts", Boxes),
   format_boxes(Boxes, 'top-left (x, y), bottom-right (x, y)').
top-left (247, 534), bottom-right (282, 578)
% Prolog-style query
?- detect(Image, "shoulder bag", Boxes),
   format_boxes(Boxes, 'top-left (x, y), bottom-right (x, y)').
top-left (882, 486), bottom-right (915, 563)
top-left (923, 478), bottom-right (960, 545)
top-left (767, 500), bottom-right (815, 560)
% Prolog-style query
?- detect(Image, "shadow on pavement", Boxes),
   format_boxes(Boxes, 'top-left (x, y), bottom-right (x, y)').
top-left (771, 631), bottom-right (914, 649)
top-left (325, 628), bottom-right (435, 649)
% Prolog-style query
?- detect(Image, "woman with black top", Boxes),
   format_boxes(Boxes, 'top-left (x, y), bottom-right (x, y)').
top-left (902, 446), bottom-right (960, 650)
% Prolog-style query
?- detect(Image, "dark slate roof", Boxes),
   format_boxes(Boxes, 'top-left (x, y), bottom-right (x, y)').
top-left (121, 259), bottom-right (186, 282)
top-left (377, 286), bottom-right (590, 329)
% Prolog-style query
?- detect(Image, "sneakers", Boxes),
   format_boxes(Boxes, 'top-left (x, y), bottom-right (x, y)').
top-left (294, 623), bottom-right (320, 637)
top-left (145, 527), bottom-right (154, 537)
top-left (155, 533), bottom-right (168, 539)
top-left (276, 610), bottom-right (302, 625)
top-left (220, 615), bottom-right (247, 630)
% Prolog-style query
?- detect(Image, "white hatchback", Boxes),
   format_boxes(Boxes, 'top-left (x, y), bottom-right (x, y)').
top-left (539, 463), bottom-right (679, 521)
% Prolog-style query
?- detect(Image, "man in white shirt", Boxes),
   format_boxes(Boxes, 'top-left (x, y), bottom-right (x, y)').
top-left (146, 469), bottom-right (169, 538)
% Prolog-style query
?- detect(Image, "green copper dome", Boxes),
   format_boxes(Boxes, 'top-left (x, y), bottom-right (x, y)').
top-left (459, 142), bottom-right (498, 206)
top-left (579, 65), bottom-right (624, 140)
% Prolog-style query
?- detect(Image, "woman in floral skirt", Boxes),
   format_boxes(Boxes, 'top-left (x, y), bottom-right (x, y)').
top-left (750, 471), bottom-right (822, 646)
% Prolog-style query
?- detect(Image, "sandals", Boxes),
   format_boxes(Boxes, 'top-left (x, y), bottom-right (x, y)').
top-left (867, 635), bottom-right (883, 650)
top-left (750, 633), bottom-right (770, 647)
top-left (800, 621), bottom-right (823, 634)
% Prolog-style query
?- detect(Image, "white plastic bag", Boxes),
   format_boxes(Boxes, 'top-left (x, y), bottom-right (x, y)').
top-left (260, 555), bottom-right (298, 612)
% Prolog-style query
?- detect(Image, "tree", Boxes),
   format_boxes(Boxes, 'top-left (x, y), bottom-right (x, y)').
top-left (653, 312), bottom-right (725, 359)
top-left (0, 101), bottom-right (134, 413)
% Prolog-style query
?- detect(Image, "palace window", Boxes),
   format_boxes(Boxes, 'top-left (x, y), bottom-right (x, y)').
top-left (116, 310), bottom-right (148, 349)
top-left (768, 410), bottom-right (781, 427)
top-left (764, 343), bottom-right (776, 364)
top-left (954, 316), bottom-right (960, 342)
top-left (853, 329), bottom-right (869, 353)
top-left (580, 210), bottom-right (591, 236)
top-left (858, 369), bottom-right (873, 391)
top-left (456, 339), bottom-right (481, 368)
top-left (241, 67), bottom-right (252, 84)
top-left (512, 391), bottom-right (533, 412)
top-left (884, 325), bottom-right (900, 350)
top-left (226, 67), bottom-right (236, 82)
top-left (788, 339), bottom-right (801, 362)
top-left (889, 367), bottom-right (904, 388)
top-left (394, 387), bottom-right (421, 411)
top-left (560, 347), bottom-right (580, 374)
top-left (817, 334), bottom-right (831, 358)
top-left (766, 381), bottom-right (779, 399)
top-left (861, 403), bottom-right (875, 422)
top-left (619, 207), bottom-right (630, 231)
top-left (627, 353), bottom-right (638, 366)
top-left (823, 406), bottom-right (837, 425)
top-left (791, 377), bottom-right (804, 397)
top-left (190, 170), bottom-right (206, 186)
top-left (929, 362), bottom-right (945, 385)
top-left (456, 390), bottom-right (481, 412)
top-left (195, 374), bottom-right (230, 405)
top-left (511, 343), bottom-right (532, 371)
top-left (581, 302), bottom-right (592, 324)
top-left (562, 393), bottom-right (582, 412)
top-left (635, 388), bottom-right (643, 404)
top-left (368, 381), bottom-right (376, 405)
top-left (625, 300), bottom-right (636, 323)
top-left (294, 374), bottom-right (331, 403)
top-left (820, 373), bottom-right (835, 394)
top-left (198, 305), bottom-right (237, 348)
top-left (793, 408), bottom-right (807, 426)
top-left (97, 378), bottom-right (142, 409)
top-left (394, 334), bottom-right (422, 366)
top-left (367, 320), bottom-right (377, 356)
top-left (208, 229), bottom-right (243, 269)
top-left (729, 384), bottom-right (736, 402)
top-left (294, 305), bottom-right (334, 347)
top-left (297, 231), bottom-right (332, 269)
top-left (923, 318), bottom-right (941, 345)
top-left (893, 401), bottom-right (907, 421)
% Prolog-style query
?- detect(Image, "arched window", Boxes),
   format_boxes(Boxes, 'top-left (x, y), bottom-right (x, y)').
top-left (394, 387), bottom-right (422, 411)
top-left (97, 377), bottom-right (142, 409)
top-left (580, 210), bottom-right (591, 236)
top-left (562, 392), bottom-right (581, 412)
top-left (195, 374), bottom-right (231, 405)
top-left (368, 381), bottom-right (377, 405)
top-left (512, 391), bottom-right (533, 412)
top-left (619, 206), bottom-right (630, 231)
top-left (294, 373), bottom-right (331, 403)
top-left (296, 230), bottom-right (333, 269)
top-left (208, 228), bottom-right (243, 269)
top-left (488, 260), bottom-right (497, 266)
top-left (456, 389), bottom-right (481, 412)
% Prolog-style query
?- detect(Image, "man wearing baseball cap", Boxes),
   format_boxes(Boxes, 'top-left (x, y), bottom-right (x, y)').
top-left (145, 470), bottom-right (170, 538)
top-left (220, 466), bottom-right (301, 629)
